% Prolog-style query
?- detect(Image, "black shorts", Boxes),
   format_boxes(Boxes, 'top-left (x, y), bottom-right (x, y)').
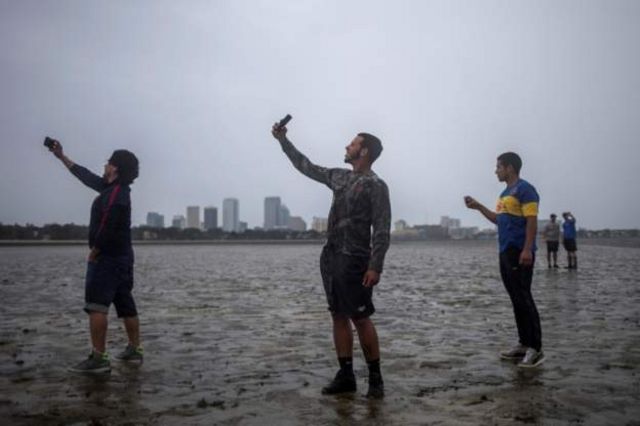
top-left (320, 247), bottom-right (374, 319)
top-left (84, 256), bottom-right (137, 317)
top-left (546, 241), bottom-right (559, 253)
top-left (563, 238), bottom-right (577, 252)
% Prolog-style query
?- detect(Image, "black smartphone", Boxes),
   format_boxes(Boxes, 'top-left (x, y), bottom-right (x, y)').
top-left (276, 114), bottom-right (292, 129)
top-left (43, 136), bottom-right (55, 149)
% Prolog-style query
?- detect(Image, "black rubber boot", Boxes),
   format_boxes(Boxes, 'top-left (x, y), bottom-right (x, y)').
top-left (322, 370), bottom-right (357, 395)
top-left (366, 372), bottom-right (384, 399)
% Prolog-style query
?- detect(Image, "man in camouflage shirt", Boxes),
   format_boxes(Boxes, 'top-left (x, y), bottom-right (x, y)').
top-left (271, 122), bottom-right (391, 398)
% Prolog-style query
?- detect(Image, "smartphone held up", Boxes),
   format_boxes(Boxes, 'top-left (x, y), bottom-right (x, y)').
top-left (276, 114), bottom-right (292, 130)
top-left (43, 136), bottom-right (56, 149)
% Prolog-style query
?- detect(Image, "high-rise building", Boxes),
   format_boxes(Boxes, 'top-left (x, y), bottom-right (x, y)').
top-left (264, 196), bottom-right (281, 230)
top-left (223, 198), bottom-right (239, 232)
top-left (238, 221), bottom-right (248, 233)
top-left (279, 204), bottom-right (290, 229)
top-left (288, 216), bottom-right (306, 231)
top-left (172, 215), bottom-right (186, 229)
top-left (440, 216), bottom-right (461, 229)
top-left (204, 207), bottom-right (218, 231)
top-left (312, 217), bottom-right (328, 232)
top-left (186, 206), bottom-right (200, 229)
top-left (146, 212), bottom-right (165, 228)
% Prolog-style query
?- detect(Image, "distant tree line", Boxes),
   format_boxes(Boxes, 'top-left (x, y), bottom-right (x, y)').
top-left (0, 223), bottom-right (325, 241)
top-left (1, 223), bottom-right (638, 241)
top-left (0, 223), bottom-right (89, 240)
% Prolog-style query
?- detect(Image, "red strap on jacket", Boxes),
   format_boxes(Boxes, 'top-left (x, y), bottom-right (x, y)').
top-left (96, 184), bottom-right (121, 239)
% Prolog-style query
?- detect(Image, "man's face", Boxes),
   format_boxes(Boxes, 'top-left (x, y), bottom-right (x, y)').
top-left (550, 215), bottom-right (556, 223)
top-left (495, 161), bottom-right (509, 182)
top-left (103, 161), bottom-right (118, 182)
top-left (344, 136), bottom-right (365, 164)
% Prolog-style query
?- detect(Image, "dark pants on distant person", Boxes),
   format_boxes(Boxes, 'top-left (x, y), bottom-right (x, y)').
top-left (499, 247), bottom-right (542, 351)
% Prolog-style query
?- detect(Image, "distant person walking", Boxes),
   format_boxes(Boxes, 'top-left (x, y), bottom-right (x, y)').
top-left (47, 138), bottom-right (143, 373)
top-left (562, 212), bottom-right (578, 269)
top-left (271, 121), bottom-right (391, 398)
top-left (543, 214), bottom-right (560, 268)
top-left (464, 152), bottom-right (544, 368)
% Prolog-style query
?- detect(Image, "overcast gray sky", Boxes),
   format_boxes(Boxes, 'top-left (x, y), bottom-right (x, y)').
top-left (1, 0), bottom-right (639, 230)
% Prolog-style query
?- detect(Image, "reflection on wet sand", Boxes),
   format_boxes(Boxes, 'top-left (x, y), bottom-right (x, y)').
top-left (1, 241), bottom-right (639, 425)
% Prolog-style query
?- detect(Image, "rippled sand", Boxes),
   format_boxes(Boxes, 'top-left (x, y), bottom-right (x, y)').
top-left (1, 241), bottom-right (639, 425)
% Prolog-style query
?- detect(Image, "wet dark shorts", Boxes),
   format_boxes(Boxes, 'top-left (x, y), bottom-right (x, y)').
top-left (320, 247), bottom-right (374, 319)
top-left (546, 241), bottom-right (559, 252)
top-left (563, 238), bottom-right (577, 252)
top-left (84, 256), bottom-right (137, 317)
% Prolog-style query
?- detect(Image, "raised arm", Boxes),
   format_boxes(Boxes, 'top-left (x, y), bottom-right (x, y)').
top-left (464, 196), bottom-right (498, 224)
top-left (271, 123), bottom-right (334, 187)
top-left (47, 138), bottom-right (105, 192)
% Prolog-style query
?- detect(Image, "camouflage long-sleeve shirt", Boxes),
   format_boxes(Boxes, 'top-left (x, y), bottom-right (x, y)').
top-left (279, 138), bottom-right (391, 272)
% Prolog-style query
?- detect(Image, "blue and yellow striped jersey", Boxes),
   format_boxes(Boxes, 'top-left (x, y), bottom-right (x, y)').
top-left (496, 179), bottom-right (539, 252)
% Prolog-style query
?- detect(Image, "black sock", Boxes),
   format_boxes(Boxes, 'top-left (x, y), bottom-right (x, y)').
top-left (338, 357), bottom-right (353, 375)
top-left (367, 359), bottom-right (381, 377)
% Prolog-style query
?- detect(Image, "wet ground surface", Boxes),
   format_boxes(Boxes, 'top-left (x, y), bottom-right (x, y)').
top-left (1, 241), bottom-right (639, 425)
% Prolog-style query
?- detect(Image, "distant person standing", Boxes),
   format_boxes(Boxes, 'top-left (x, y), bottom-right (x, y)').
top-left (47, 138), bottom-right (143, 373)
top-left (562, 212), bottom-right (578, 269)
top-left (271, 121), bottom-right (391, 398)
top-left (464, 152), bottom-right (544, 368)
top-left (543, 214), bottom-right (560, 268)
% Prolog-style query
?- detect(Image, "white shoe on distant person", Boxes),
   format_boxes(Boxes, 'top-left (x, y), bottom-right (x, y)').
top-left (518, 348), bottom-right (545, 368)
top-left (500, 344), bottom-right (527, 360)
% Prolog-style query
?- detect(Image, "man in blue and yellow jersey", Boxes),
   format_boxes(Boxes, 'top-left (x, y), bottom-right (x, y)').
top-left (464, 152), bottom-right (544, 368)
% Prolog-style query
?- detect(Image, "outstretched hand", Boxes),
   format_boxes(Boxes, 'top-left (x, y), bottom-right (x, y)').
top-left (48, 139), bottom-right (64, 159)
top-left (464, 195), bottom-right (480, 210)
top-left (271, 122), bottom-right (287, 141)
top-left (362, 269), bottom-right (380, 288)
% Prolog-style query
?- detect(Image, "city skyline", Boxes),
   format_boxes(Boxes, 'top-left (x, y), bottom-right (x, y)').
top-left (147, 195), bottom-right (311, 231)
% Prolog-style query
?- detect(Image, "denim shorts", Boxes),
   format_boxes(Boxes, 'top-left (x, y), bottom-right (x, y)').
top-left (84, 256), bottom-right (137, 317)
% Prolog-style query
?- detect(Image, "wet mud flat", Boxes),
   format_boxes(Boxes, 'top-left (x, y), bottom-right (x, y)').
top-left (1, 241), bottom-right (639, 425)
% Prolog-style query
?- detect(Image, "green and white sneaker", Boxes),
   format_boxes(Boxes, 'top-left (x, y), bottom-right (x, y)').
top-left (518, 348), bottom-right (545, 368)
top-left (116, 344), bottom-right (143, 362)
top-left (500, 344), bottom-right (528, 360)
top-left (69, 351), bottom-right (111, 374)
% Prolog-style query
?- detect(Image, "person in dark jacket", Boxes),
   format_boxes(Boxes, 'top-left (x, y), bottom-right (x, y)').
top-left (271, 122), bottom-right (391, 398)
top-left (47, 139), bottom-right (143, 374)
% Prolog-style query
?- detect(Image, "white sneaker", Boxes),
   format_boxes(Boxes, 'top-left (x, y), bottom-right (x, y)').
top-left (518, 348), bottom-right (545, 368)
top-left (500, 344), bottom-right (527, 360)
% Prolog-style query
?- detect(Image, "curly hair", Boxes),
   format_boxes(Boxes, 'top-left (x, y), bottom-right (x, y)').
top-left (109, 150), bottom-right (139, 185)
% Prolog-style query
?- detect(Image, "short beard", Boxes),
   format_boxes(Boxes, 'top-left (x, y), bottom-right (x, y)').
top-left (344, 149), bottom-right (360, 164)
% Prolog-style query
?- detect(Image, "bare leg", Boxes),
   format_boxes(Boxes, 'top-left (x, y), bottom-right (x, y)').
top-left (123, 316), bottom-right (140, 347)
top-left (332, 315), bottom-right (353, 357)
top-left (352, 317), bottom-right (380, 362)
top-left (89, 312), bottom-right (108, 353)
